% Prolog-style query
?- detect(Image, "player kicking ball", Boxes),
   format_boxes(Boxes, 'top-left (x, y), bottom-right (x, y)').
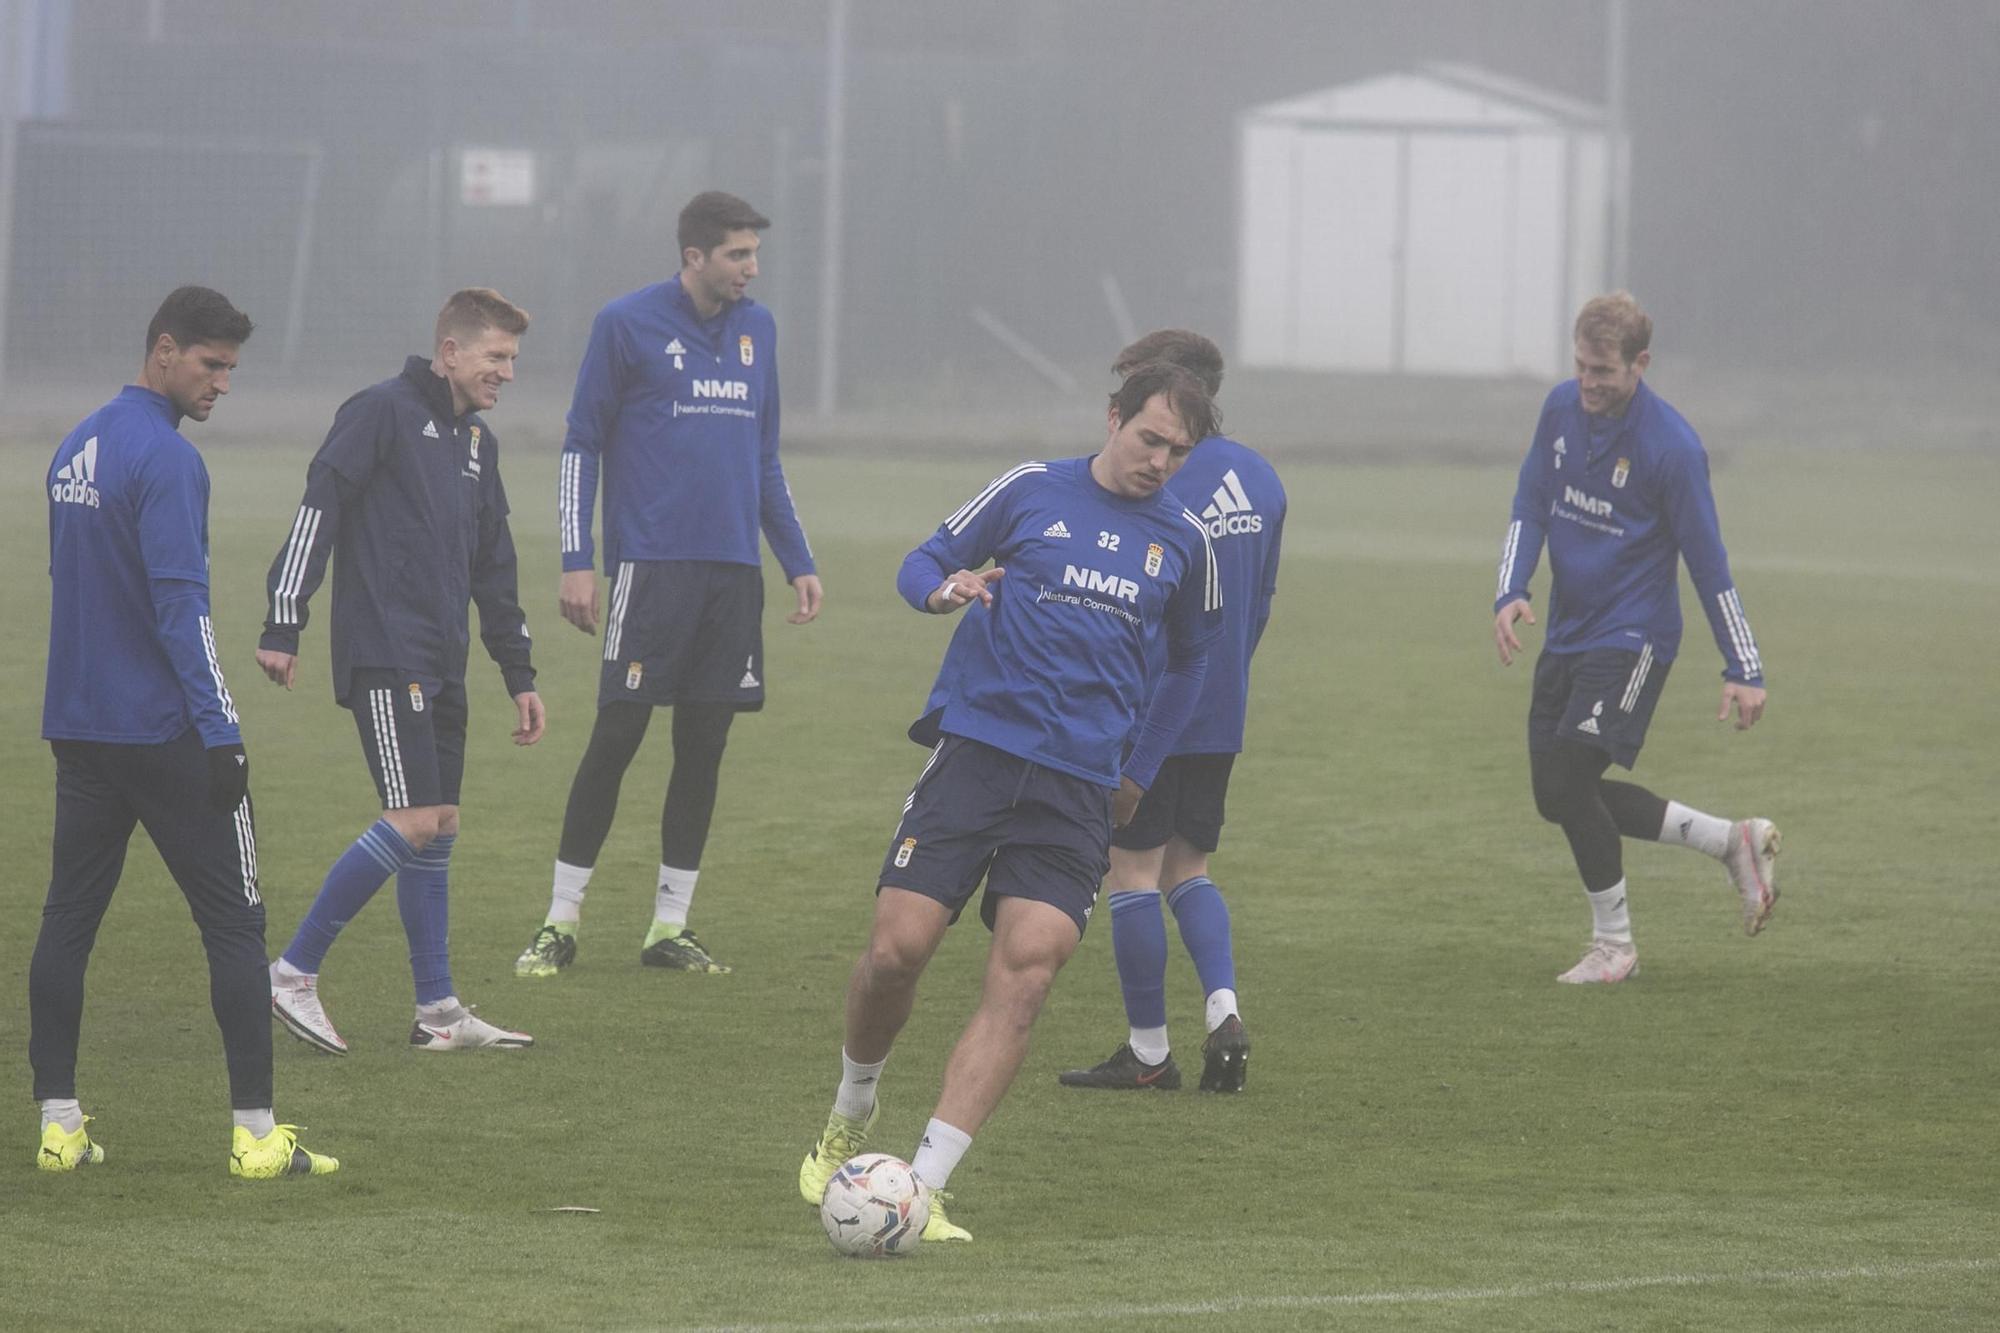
top-left (258, 289), bottom-right (545, 1052)
top-left (797, 361), bottom-right (1223, 1241)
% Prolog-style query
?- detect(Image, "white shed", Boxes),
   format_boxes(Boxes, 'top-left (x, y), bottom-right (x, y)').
top-left (1237, 63), bottom-right (1619, 379)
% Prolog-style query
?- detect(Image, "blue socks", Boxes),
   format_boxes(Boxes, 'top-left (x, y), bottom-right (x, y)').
top-left (1108, 889), bottom-right (1168, 1030)
top-left (1167, 876), bottom-right (1236, 997)
top-left (398, 834), bottom-right (455, 1005)
top-left (284, 820), bottom-right (417, 973)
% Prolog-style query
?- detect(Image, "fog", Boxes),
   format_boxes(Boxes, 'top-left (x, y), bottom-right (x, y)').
top-left (3, 0), bottom-right (1996, 440)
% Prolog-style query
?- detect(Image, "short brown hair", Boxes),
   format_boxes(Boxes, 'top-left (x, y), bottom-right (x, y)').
top-left (678, 191), bottom-right (771, 258)
top-left (1110, 361), bottom-right (1219, 447)
top-left (435, 287), bottom-right (530, 349)
top-left (1114, 329), bottom-right (1224, 397)
top-left (1574, 291), bottom-right (1652, 364)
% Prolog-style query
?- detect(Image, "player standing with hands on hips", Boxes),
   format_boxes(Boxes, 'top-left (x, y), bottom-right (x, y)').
top-left (1494, 292), bottom-right (1780, 985)
top-left (33, 286), bottom-right (337, 1177)
top-left (797, 361), bottom-right (1223, 1242)
top-left (260, 288), bottom-right (544, 1053)
top-left (514, 191), bottom-right (820, 979)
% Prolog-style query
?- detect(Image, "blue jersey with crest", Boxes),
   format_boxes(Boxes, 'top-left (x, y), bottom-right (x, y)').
top-left (1494, 378), bottom-right (1762, 682)
top-left (1153, 437), bottom-right (1286, 754)
top-left (895, 456), bottom-right (1223, 789)
top-left (44, 386), bottom-right (242, 747)
top-left (558, 277), bottom-right (814, 580)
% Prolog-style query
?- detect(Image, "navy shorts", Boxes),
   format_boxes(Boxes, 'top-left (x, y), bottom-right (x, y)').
top-left (878, 735), bottom-right (1113, 938)
top-left (1112, 752), bottom-right (1237, 853)
top-left (598, 559), bottom-right (765, 711)
top-left (1528, 645), bottom-right (1671, 769)
top-left (348, 669), bottom-right (467, 808)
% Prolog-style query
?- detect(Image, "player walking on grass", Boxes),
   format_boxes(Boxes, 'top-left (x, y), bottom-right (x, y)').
top-left (796, 362), bottom-right (1223, 1243)
top-left (1058, 331), bottom-right (1283, 1095)
top-left (1494, 292), bottom-right (1779, 985)
top-left (259, 289), bottom-right (544, 1053)
top-left (515, 191), bottom-right (820, 979)
top-left (32, 286), bottom-right (336, 1177)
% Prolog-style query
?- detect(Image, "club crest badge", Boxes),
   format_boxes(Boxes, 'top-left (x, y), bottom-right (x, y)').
top-left (739, 335), bottom-right (754, 367)
top-left (408, 683), bottom-right (425, 713)
top-left (1144, 543), bottom-right (1164, 577)
top-left (626, 662), bottom-right (644, 690)
top-left (1612, 457), bottom-right (1630, 488)
top-left (466, 425), bottom-right (483, 477)
top-left (894, 837), bottom-right (917, 868)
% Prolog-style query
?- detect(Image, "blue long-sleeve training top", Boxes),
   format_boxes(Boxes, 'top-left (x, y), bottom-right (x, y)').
top-left (896, 456), bottom-right (1223, 790)
top-left (1150, 436), bottom-right (1286, 756)
top-left (1494, 379), bottom-right (1763, 683)
top-left (44, 386), bottom-right (242, 748)
top-left (557, 277), bottom-right (814, 581)
top-left (260, 356), bottom-right (535, 706)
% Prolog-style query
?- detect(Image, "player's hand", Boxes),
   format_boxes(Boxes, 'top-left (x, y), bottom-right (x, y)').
top-left (256, 648), bottom-right (298, 689)
top-left (1719, 681), bottom-right (1766, 731)
top-left (205, 743), bottom-right (250, 814)
top-left (559, 569), bottom-right (600, 634)
top-left (927, 567), bottom-right (1006, 614)
top-left (1112, 775), bottom-right (1146, 829)
top-left (788, 573), bottom-right (824, 625)
top-left (1494, 598), bottom-right (1536, 666)
top-left (512, 690), bottom-right (547, 746)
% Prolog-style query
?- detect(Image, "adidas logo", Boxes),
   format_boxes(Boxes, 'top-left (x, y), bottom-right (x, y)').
top-left (51, 436), bottom-right (101, 508)
top-left (665, 339), bottom-right (686, 355)
top-left (422, 420), bottom-right (440, 439)
top-left (1576, 716), bottom-right (1601, 735)
top-left (1043, 520), bottom-right (1072, 539)
top-left (1200, 468), bottom-right (1263, 537)
top-left (739, 656), bottom-right (761, 690)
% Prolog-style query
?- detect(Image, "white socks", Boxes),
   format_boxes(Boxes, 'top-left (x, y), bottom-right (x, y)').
top-left (655, 864), bottom-right (698, 929)
top-left (1587, 880), bottom-right (1633, 943)
top-left (271, 956), bottom-right (310, 984)
top-left (834, 1049), bottom-right (886, 1121)
top-left (910, 1117), bottom-right (972, 1191)
top-left (547, 860), bottom-right (592, 924)
top-left (1659, 801), bottom-right (1732, 859)
top-left (1205, 988), bottom-right (1241, 1033)
top-left (40, 1098), bottom-right (82, 1134)
top-left (233, 1108), bottom-right (276, 1138)
top-left (1128, 1026), bottom-right (1171, 1066)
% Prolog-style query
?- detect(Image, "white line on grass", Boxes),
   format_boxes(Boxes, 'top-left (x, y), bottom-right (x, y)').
top-left (678, 1256), bottom-right (1997, 1333)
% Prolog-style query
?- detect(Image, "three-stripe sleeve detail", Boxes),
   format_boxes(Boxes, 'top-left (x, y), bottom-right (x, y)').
top-left (559, 453), bottom-right (585, 554)
top-left (1181, 509), bottom-right (1222, 612)
top-left (1717, 588), bottom-right (1762, 679)
top-left (272, 505), bottom-right (323, 625)
top-left (198, 615), bottom-right (240, 725)
top-left (945, 463), bottom-right (1046, 535)
top-left (1496, 520), bottom-right (1523, 602)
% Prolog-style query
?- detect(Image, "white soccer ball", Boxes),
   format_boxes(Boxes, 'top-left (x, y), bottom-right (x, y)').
top-left (820, 1152), bottom-right (929, 1258)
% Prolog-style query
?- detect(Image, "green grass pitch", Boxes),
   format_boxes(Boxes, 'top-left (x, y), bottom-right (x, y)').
top-left (0, 428), bottom-right (1994, 1330)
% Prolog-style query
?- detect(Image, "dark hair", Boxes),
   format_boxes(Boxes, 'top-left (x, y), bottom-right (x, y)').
top-left (1114, 329), bottom-right (1224, 397)
top-left (145, 286), bottom-right (252, 355)
top-left (678, 191), bottom-right (771, 258)
top-left (1110, 361), bottom-right (1219, 446)
top-left (435, 287), bottom-right (531, 348)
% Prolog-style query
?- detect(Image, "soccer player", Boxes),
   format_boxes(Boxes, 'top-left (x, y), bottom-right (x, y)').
top-left (1493, 291), bottom-right (1779, 984)
top-left (33, 286), bottom-right (337, 1177)
top-left (259, 288), bottom-right (544, 1052)
top-left (514, 190), bottom-right (820, 978)
top-left (1058, 331), bottom-right (1284, 1094)
top-left (795, 362), bottom-right (1224, 1242)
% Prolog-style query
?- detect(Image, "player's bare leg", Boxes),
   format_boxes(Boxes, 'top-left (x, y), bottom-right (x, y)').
top-left (932, 895), bottom-right (1080, 1133)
